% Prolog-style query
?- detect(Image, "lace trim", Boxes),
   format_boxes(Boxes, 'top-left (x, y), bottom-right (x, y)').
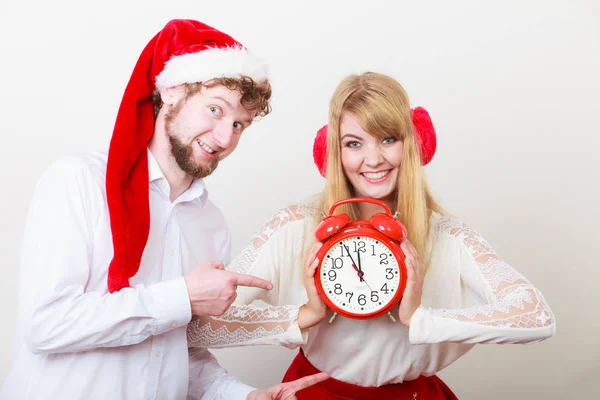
top-left (187, 305), bottom-right (300, 348)
top-left (433, 217), bottom-right (555, 329)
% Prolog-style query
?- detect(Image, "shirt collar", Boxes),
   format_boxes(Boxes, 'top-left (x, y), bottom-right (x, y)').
top-left (147, 149), bottom-right (208, 206)
top-left (148, 149), bottom-right (164, 183)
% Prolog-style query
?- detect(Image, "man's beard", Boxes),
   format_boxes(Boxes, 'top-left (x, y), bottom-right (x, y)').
top-left (165, 108), bottom-right (219, 179)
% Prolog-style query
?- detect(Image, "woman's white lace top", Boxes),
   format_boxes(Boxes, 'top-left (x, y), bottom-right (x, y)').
top-left (187, 204), bottom-right (555, 386)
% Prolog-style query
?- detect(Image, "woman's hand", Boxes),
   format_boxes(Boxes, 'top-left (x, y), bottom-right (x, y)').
top-left (297, 242), bottom-right (328, 330)
top-left (398, 240), bottom-right (424, 327)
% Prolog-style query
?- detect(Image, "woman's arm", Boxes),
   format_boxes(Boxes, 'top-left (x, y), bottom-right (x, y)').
top-left (187, 205), bottom-right (321, 349)
top-left (409, 217), bottom-right (556, 345)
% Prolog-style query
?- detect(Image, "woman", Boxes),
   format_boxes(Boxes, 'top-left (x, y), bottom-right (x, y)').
top-left (187, 72), bottom-right (556, 399)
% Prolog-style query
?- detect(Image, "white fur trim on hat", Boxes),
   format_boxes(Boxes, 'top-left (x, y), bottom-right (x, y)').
top-left (155, 46), bottom-right (268, 89)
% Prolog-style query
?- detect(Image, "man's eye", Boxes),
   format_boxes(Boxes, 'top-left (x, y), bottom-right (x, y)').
top-left (209, 106), bottom-right (222, 116)
top-left (233, 122), bottom-right (243, 130)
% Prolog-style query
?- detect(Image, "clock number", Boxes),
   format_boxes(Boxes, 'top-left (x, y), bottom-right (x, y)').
top-left (380, 253), bottom-right (389, 265)
top-left (334, 283), bottom-right (343, 295)
top-left (385, 268), bottom-right (394, 280)
top-left (371, 245), bottom-right (376, 256)
top-left (339, 245), bottom-right (349, 258)
top-left (370, 291), bottom-right (379, 302)
top-left (353, 240), bottom-right (366, 253)
top-left (358, 294), bottom-right (367, 306)
top-left (328, 270), bottom-right (337, 281)
top-left (345, 292), bottom-right (354, 303)
top-left (381, 283), bottom-right (390, 294)
top-left (332, 258), bottom-right (344, 269)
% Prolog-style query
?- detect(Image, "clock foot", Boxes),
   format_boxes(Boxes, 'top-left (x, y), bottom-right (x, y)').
top-left (387, 312), bottom-right (397, 322)
top-left (328, 312), bottom-right (338, 324)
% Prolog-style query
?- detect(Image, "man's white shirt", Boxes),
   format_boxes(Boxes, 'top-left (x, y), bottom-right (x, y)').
top-left (1, 151), bottom-right (254, 400)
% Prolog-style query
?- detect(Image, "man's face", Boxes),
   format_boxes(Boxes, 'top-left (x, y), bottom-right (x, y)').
top-left (164, 85), bottom-right (254, 179)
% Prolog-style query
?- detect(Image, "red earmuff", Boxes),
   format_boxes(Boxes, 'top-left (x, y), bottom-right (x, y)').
top-left (315, 214), bottom-right (351, 241)
top-left (370, 213), bottom-right (407, 242)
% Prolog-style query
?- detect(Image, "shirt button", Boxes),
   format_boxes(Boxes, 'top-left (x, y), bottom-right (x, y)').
top-left (168, 248), bottom-right (174, 256)
top-left (172, 322), bottom-right (178, 328)
top-left (155, 350), bottom-right (161, 358)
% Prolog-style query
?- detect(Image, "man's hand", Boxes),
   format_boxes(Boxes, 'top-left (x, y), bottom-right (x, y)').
top-left (246, 372), bottom-right (329, 400)
top-left (184, 261), bottom-right (273, 316)
top-left (297, 242), bottom-right (327, 330)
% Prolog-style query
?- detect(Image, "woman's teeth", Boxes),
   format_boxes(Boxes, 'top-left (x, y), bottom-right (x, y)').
top-left (197, 140), bottom-right (216, 154)
top-left (363, 170), bottom-right (390, 180)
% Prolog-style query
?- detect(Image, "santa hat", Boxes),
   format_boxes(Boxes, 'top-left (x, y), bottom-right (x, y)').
top-left (313, 106), bottom-right (437, 177)
top-left (106, 19), bottom-right (268, 293)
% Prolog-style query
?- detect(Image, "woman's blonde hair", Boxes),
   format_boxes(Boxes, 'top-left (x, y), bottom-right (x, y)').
top-left (318, 72), bottom-right (444, 271)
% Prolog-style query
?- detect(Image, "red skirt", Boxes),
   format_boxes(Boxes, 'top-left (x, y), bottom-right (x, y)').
top-left (282, 350), bottom-right (458, 400)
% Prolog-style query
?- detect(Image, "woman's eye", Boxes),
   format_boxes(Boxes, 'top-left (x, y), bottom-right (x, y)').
top-left (382, 137), bottom-right (397, 144)
top-left (345, 141), bottom-right (361, 148)
top-left (209, 106), bottom-right (222, 116)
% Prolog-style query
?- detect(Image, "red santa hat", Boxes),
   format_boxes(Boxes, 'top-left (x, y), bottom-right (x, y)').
top-left (106, 19), bottom-right (268, 293)
top-left (313, 106), bottom-right (437, 177)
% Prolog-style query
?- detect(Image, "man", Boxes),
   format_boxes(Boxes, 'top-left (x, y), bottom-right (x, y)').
top-left (0, 19), bottom-right (326, 399)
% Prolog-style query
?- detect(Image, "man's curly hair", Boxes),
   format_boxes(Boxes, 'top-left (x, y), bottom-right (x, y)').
top-left (152, 76), bottom-right (272, 119)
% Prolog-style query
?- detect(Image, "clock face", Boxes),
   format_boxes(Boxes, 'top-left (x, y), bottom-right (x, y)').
top-left (318, 235), bottom-right (402, 316)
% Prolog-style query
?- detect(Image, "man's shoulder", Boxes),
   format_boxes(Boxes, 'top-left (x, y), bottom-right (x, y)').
top-left (48, 151), bottom-right (108, 173)
top-left (40, 151), bottom-right (108, 191)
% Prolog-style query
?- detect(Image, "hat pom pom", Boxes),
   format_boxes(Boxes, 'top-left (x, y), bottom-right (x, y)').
top-left (313, 125), bottom-right (328, 177)
top-left (411, 106), bottom-right (437, 165)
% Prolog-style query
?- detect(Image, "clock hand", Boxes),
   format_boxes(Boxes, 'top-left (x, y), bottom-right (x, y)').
top-left (343, 244), bottom-right (364, 283)
top-left (356, 249), bottom-right (364, 282)
top-left (350, 262), bottom-right (363, 279)
top-left (350, 262), bottom-right (373, 292)
top-left (344, 245), bottom-right (374, 290)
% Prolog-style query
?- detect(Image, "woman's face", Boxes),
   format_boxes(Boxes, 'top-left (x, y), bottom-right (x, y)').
top-left (340, 112), bottom-right (403, 204)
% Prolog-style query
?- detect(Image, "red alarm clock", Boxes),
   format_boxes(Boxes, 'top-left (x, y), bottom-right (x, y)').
top-left (314, 198), bottom-right (408, 320)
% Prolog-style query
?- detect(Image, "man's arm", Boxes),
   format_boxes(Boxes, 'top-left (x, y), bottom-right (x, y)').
top-left (20, 157), bottom-right (273, 354)
top-left (19, 158), bottom-right (192, 354)
top-left (187, 347), bottom-right (255, 400)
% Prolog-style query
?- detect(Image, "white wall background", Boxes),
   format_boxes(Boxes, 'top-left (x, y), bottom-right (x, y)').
top-left (0, 0), bottom-right (598, 398)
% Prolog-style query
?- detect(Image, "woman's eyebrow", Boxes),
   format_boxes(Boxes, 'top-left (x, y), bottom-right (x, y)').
top-left (341, 134), bottom-right (362, 140)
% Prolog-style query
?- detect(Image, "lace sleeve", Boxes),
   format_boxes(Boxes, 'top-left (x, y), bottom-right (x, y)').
top-left (409, 217), bottom-right (556, 345)
top-left (187, 204), bottom-right (318, 349)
